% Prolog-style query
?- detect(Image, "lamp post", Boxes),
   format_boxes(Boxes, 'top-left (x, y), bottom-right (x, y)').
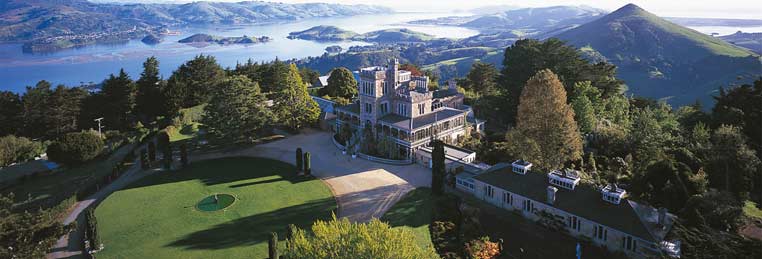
top-left (94, 117), bottom-right (104, 137)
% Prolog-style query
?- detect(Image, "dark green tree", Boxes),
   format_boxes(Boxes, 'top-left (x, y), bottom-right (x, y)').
top-left (296, 148), bottom-right (303, 173)
top-left (707, 125), bottom-right (760, 200)
top-left (202, 75), bottom-right (273, 140)
top-left (431, 140), bottom-right (445, 195)
top-left (84, 207), bottom-right (99, 250)
top-left (48, 85), bottom-right (88, 136)
top-left (713, 78), bottom-right (762, 158)
top-left (100, 69), bottom-right (137, 130)
top-left (163, 144), bottom-right (172, 170)
top-left (495, 38), bottom-right (623, 126)
top-left (163, 55), bottom-right (226, 114)
top-left (322, 67), bottom-right (358, 99)
top-left (0, 91), bottom-right (23, 136)
top-left (268, 232), bottom-right (279, 259)
top-left (21, 80), bottom-right (53, 138)
top-left (463, 61), bottom-right (498, 94)
top-left (136, 56), bottom-right (166, 120)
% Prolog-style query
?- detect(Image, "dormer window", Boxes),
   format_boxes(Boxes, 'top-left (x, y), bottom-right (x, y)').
top-left (548, 169), bottom-right (581, 190)
top-left (511, 160), bottom-right (532, 175)
top-left (602, 184), bottom-right (626, 204)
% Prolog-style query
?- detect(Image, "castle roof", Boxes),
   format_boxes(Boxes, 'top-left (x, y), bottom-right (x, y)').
top-left (378, 107), bottom-right (466, 130)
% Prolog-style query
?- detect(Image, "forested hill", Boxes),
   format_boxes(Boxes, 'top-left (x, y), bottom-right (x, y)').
top-left (556, 3), bottom-right (762, 106)
top-left (0, 0), bottom-right (392, 42)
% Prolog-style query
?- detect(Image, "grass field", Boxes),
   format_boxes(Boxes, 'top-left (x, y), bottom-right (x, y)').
top-left (95, 157), bottom-right (336, 258)
top-left (381, 188), bottom-right (434, 250)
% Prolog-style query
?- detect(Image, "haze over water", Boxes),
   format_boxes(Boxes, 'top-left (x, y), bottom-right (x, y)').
top-left (0, 11), bottom-right (759, 93)
top-left (0, 12), bottom-right (477, 93)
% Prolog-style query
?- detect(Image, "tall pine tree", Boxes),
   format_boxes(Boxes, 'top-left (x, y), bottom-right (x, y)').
top-left (0, 91), bottom-right (23, 137)
top-left (136, 56), bottom-right (165, 120)
top-left (101, 69), bottom-right (137, 130)
top-left (505, 69), bottom-right (583, 170)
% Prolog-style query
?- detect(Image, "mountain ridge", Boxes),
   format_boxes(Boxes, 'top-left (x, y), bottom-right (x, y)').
top-left (557, 3), bottom-right (761, 106)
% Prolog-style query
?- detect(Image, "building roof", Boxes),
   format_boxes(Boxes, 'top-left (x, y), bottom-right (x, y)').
top-left (335, 102), bottom-right (360, 115)
top-left (312, 96), bottom-right (335, 114)
top-left (317, 76), bottom-right (329, 87)
top-left (378, 107), bottom-right (466, 130)
top-left (473, 163), bottom-right (674, 243)
top-left (419, 144), bottom-right (476, 162)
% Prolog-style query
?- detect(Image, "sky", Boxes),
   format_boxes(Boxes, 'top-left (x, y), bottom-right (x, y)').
top-left (94, 0), bottom-right (762, 19)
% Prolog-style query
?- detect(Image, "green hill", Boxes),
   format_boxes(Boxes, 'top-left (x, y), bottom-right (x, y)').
top-left (287, 25), bottom-right (359, 41)
top-left (557, 3), bottom-right (761, 106)
top-left (288, 26), bottom-right (435, 43)
top-left (360, 28), bottom-right (435, 43)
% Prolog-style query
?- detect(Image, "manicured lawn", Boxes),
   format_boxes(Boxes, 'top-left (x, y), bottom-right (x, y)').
top-left (744, 201), bottom-right (762, 219)
top-left (95, 157), bottom-right (336, 258)
top-left (381, 188), bottom-right (434, 250)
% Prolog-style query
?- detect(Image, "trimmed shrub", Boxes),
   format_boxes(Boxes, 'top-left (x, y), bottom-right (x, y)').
top-left (147, 141), bottom-right (156, 162)
top-left (84, 207), bottom-right (100, 251)
top-left (296, 148), bottom-right (303, 172)
top-left (180, 143), bottom-right (188, 167)
top-left (47, 131), bottom-right (104, 165)
top-left (163, 144), bottom-right (172, 169)
top-left (303, 152), bottom-right (311, 175)
top-left (157, 130), bottom-right (170, 151)
top-left (140, 149), bottom-right (149, 169)
top-left (268, 232), bottom-right (278, 259)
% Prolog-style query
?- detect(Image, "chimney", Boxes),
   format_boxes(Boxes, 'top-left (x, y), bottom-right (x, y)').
top-left (658, 207), bottom-right (668, 226)
top-left (547, 186), bottom-right (558, 204)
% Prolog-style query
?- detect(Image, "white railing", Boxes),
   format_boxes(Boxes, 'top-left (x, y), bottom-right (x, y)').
top-left (356, 152), bottom-right (413, 165)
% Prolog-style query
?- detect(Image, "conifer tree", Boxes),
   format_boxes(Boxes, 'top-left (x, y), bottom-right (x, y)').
top-left (203, 75), bottom-right (272, 140)
top-left (101, 69), bottom-right (137, 130)
top-left (431, 140), bottom-right (445, 195)
top-left (136, 56), bottom-right (165, 120)
top-left (272, 64), bottom-right (320, 130)
top-left (506, 69), bottom-right (582, 170)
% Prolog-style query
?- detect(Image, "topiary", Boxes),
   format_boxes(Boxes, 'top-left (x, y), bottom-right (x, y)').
top-left (296, 148), bottom-right (303, 173)
top-left (303, 152), bottom-right (311, 175)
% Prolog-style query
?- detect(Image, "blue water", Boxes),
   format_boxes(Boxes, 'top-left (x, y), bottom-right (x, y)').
top-left (0, 12), bottom-right (478, 93)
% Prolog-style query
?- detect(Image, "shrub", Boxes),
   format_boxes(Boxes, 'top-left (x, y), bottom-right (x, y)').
top-left (47, 131), bottom-right (104, 165)
top-left (296, 148), bottom-right (303, 172)
top-left (464, 237), bottom-right (500, 259)
top-left (156, 130), bottom-right (170, 151)
top-left (0, 135), bottom-right (44, 167)
top-left (180, 143), bottom-right (188, 167)
top-left (303, 152), bottom-right (311, 175)
top-left (84, 207), bottom-right (100, 251)
top-left (140, 149), bottom-right (149, 169)
top-left (268, 232), bottom-right (278, 259)
top-left (148, 142), bottom-right (156, 162)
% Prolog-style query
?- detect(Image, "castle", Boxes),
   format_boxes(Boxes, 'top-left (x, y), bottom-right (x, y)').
top-left (334, 59), bottom-right (481, 162)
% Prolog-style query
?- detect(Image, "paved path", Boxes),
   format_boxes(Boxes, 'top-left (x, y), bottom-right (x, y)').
top-left (192, 130), bottom-right (432, 222)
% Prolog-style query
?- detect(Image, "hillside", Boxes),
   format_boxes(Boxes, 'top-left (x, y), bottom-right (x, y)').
top-left (288, 26), bottom-right (436, 43)
top-left (721, 32), bottom-right (762, 54)
top-left (557, 4), bottom-right (762, 106)
top-left (0, 0), bottom-right (392, 43)
top-left (409, 6), bottom-right (606, 35)
top-left (178, 33), bottom-right (271, 45)
top-left (287, 26), bottom-right (358, 41)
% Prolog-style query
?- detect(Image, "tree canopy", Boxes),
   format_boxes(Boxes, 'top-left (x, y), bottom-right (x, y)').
top-left (285, 215), bottom-right (438, 259)
top-left (503, 69), bottom-right (582, 170)
top-left (135, 56), bottom-right (165, 120)
top-left (322, 67), bottom-right (357, 99)
top-left (203, 75), bottom-right (273, 140)
top-left (271, 64), bottom-right (321, 130)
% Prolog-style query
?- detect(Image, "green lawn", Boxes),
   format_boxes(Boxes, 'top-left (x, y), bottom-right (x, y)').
top-left (381, 188), bottom-right (434, 250)
top-left (95, 157), bottom-right (336, 258)
top-left (744, 201), bottom-right (762, 219)
top-left (6, 142), bottom-right (138, 209)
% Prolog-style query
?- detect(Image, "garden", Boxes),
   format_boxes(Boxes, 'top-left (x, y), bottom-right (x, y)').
top-left (93, 157), bottom-right (336, 258)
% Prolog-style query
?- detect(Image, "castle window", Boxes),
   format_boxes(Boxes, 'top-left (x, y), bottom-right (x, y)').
top-left (503, 192), bottom-right (512, 205)
top-left (623, 236), bottom-right (637, 251)
top-left (568, 216), bottom-right (581, 231)
top-left (523, 200), bottom-right (533, 212)
top-left (594, 225), bottom-right (608, 241)
top-left (365, 103), bottom-right (373, 114)
top-left (485, 185), bottom-right (494, 198)
top-left (380, 102), bottom-right (389, 114)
